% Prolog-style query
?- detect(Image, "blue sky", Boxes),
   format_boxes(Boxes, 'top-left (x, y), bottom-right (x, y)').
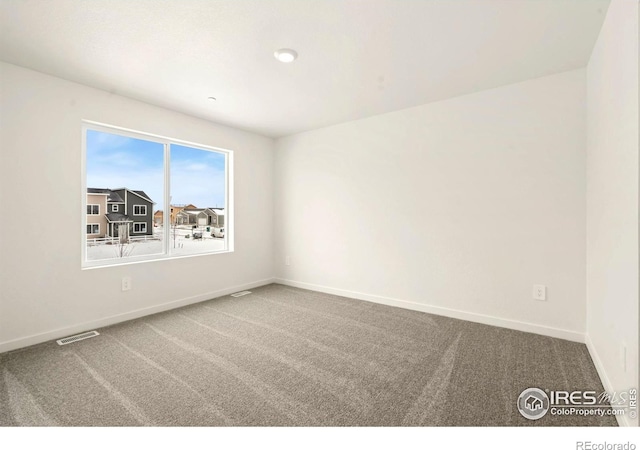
top-left (86, 130), bottom-right (226, 210)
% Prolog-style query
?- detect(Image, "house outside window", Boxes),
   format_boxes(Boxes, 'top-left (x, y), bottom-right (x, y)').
top-left (133, 222), bottom-right (147, 233)
top-left (133, 205), bottom-right (147, 216)
top-left (86, 224), bottom-right (100, 234)
top-left (87, 205), bottom-right (99, 215)
top-left (112, 204), bottom-right (119, 212)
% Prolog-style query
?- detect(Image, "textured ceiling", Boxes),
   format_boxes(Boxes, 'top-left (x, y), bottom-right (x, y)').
top-left (0, 0), bottom-right (609, 137)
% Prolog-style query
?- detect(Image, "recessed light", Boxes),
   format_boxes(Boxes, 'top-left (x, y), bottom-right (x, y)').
top-left (274, 48), bottom-right (298, 63)
top-left (208, 96), bottom-right (217, 101)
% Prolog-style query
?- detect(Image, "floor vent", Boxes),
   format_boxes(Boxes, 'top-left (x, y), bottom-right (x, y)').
top-left (56, 331), bottom-right (100, 346)
top-left (231, 291), bottom-right (252, 298)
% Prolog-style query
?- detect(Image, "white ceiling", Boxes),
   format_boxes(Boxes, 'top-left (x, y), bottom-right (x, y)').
top-left (0, 0), bottom-right (609, 138)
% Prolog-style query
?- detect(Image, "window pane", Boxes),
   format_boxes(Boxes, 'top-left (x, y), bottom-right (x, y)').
top-left (85, 129), bottom-right (164, 261)
top-left (169, 144), bottom-right (226, 256)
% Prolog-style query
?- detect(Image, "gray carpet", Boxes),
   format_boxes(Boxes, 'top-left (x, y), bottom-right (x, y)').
top-left (0, 284), bottom-right (616, 426)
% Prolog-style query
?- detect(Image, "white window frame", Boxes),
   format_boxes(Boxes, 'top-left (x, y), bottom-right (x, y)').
top-left (133, 205), bottom-right (147, 216)
top-left (82, 121), bottom-right (234, 268)
top-left (133, 222), bottom-right (147, 233)
top-left (112, 204), bottom-right (119, 212)
top-left (87, 204), bottom-right (100, 215)
top-left (86, 224), bottom-right (100, 235)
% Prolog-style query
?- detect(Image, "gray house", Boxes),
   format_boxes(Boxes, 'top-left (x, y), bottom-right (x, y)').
top-left (205, 208), bottom-right (225, 227)
top-left (176, 207), bottom-right (225, 228)
top-left (87, 187), bottom-right (154, 237)
top-left (176, 208), bottom-right (207, 226)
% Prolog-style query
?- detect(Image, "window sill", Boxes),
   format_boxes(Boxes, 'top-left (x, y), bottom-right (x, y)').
top-left (81, 248), bottom-right (233, 270)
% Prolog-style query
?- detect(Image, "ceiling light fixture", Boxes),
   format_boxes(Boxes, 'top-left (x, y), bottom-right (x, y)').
top-left (274, 48), bottom-right (298, 63)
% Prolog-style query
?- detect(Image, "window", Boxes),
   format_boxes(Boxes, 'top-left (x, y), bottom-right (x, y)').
top-left (83, 123), bottom-right (232, 267)
top-left (133, 222), bottom-right (147, 233)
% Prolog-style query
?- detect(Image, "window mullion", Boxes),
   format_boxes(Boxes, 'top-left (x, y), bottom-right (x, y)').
top-left (164, 142), bottom-right (171, 256)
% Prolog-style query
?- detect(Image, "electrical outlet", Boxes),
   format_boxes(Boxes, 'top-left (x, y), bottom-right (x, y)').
top-left (285, 256), bottom-right (291, 266)
top-left (122, 276), bottom-right (132, 291)
top-left (533, 284), bottom-right (546, 301)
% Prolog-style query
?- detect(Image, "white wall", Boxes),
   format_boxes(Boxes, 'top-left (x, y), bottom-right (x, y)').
top-left (0, 62), bottom-right (275, 352)
top-left (274, 69), bottom-right (587, 340)
top-left (586, 0), bottom-right (639, 427)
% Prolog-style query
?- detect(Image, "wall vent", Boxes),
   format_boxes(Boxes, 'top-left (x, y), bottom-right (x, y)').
top-left (56, 330), bottom-right (100, 346)
top-left (231, 291), bottom-right (252, 298)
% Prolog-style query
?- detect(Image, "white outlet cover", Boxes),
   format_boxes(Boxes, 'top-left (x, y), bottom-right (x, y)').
top-left (533, 284), bottom-right (546, 301)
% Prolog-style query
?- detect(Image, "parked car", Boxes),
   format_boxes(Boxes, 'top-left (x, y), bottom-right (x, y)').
top-left (192, 232), bottom-right (203, 239)
top-left (211, 227), bottom-right (225, 238)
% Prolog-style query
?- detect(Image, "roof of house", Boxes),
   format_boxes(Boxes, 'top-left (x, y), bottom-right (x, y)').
top-left (86, 188), bottom-right (125, 203)
top-left (181, 209), bottom-right (206, 215)
top-left (108, 192), bottom-right (124, 203)
top-left (159, 205), bottom-right (223, 216)
top-left (87, 188), bottom-right (109, 194)
top-left (105, 213), bottom-right (133, 223)
top-left (109, 188), bottom-right (154, 204)
top-left (207, 208), bottom-right (225, 216)
top-left (131, 190), bottom-right (153, 203)
top-left (87, 187), bottom-right (123, 203)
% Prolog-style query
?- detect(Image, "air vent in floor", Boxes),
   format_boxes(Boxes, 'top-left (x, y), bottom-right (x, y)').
top-left (231, 291), bottom-right (252, 298)
top-left (56, 330), bottom-right (100, 346)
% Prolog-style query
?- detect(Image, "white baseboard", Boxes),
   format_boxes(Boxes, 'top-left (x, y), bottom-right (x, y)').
top-left (275, 278), bottom-right (585, 343)
top-left (0, 277), bottom-right (276, 354)
top-left (585, 334), bottom-right (633, 427)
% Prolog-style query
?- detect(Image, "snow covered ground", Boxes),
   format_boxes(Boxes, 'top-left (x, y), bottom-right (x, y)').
top-left (86, 225), bottom-right (225, 261)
